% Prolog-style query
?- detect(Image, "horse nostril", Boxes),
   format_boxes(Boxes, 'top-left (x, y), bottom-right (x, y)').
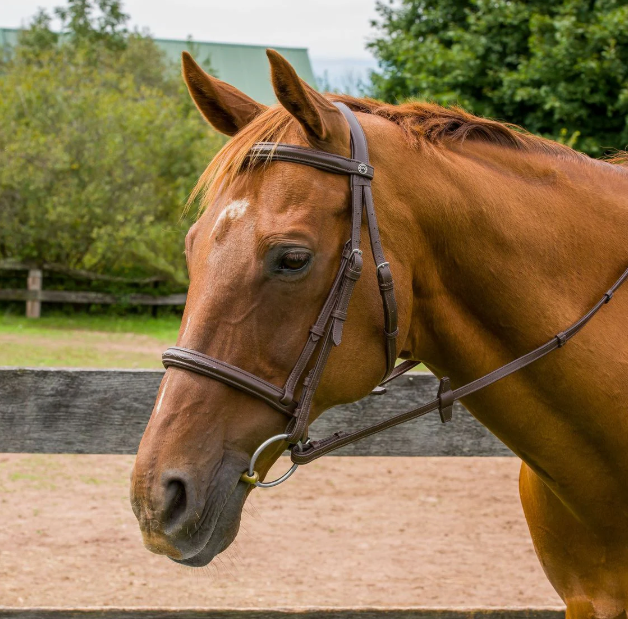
top-left (162, 475), bottom-right (191, 531)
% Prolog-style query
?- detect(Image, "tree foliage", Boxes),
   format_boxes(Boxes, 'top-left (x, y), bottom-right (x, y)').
top-left (368, 0), bottom-right (628, 155)
top-left (0, 0), bottom-right (223, 283)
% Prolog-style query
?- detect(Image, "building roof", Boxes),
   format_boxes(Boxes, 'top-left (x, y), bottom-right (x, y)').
top-left (156, 38), bottom-right (317, 104)
top-left (0, 28), bottom-right (317, 105)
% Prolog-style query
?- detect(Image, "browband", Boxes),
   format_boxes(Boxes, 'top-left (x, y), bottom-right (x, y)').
top-left (248, 143), bottom-right (374, 179)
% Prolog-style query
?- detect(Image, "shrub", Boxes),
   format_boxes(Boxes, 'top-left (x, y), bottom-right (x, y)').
top-left (0, 0), bottom-right (224, 283)
top-left (368, 0), bottom-right (628, 156)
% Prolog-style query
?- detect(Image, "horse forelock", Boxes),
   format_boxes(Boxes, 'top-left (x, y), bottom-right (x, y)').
top-left (188, 106), bottom-right (295, 215)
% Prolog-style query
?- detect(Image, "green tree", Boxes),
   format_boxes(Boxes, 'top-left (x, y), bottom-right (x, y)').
top-left (0, 0), bottom-right (224, 283)
top-left (368, 0), bottom-right (628, 155)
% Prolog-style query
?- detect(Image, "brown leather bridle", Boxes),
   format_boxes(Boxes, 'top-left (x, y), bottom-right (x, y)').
top-left (163, 102), bottom-right (628, 487)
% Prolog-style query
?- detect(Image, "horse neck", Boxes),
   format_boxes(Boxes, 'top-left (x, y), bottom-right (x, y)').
top-left (384, 139), bottom-right (628, 368)
top-left (378, 137), bottom-right (628, 485)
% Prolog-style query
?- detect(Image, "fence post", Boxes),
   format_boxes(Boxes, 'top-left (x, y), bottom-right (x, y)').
top-left (26, 269), bottom-right (42, 318)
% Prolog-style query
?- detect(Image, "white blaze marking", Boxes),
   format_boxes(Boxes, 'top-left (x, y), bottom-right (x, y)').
top-left (211, 198), bottom-right (249, 237)
top-left (154, 374), bottom-right (170, 417)
top-left (180, 315), bottom-right (192, 339)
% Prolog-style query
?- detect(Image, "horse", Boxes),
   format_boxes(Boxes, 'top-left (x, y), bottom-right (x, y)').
top-left (130, 49), bottom-right (628, 618)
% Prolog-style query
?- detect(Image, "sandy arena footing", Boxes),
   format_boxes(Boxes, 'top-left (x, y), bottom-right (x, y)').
top-left (0, 455), bottom-right (562, 608)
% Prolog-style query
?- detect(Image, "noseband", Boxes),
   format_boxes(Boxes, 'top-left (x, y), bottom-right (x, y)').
top-left (163, 102), bottom-right (628, 488)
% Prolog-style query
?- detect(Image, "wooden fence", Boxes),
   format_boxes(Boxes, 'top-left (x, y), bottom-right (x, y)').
top-left (0, 368), bottom-right (564, 618)
top-left (0, 370), bottom-right (512, 456)
top-left (0, 265), bottom-right (186, 318)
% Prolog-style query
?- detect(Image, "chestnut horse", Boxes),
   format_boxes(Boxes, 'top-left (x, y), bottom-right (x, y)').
top-left (131, 50), bottom-right (628, 617)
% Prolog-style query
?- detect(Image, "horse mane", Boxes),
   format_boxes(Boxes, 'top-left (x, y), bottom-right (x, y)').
top-left (331, 95), bottom-right (583, 159)
top-left (190, 93), bottom-right (627, 213)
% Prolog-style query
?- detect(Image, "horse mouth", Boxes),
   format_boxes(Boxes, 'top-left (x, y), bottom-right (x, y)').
top-left (170, 477), bottom-right (249, 568)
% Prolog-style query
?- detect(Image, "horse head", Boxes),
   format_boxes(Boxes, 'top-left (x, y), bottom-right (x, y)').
top-left (130, 50), bottom-right (413, 566)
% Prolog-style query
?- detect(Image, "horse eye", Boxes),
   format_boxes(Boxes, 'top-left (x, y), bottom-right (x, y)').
top-left (279, 251), bottom-right (310, 271)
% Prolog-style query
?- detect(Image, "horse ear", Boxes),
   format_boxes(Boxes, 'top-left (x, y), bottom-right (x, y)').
top-left (266, 49), bottom-right (348, 149)
top-left (182, 52), bottom-right (267, 136)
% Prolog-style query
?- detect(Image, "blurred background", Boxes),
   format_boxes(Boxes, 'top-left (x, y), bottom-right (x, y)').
top-left (2, 0), bottom-right (627, 360)
top-left (1, 0), bottom-right (627, 609)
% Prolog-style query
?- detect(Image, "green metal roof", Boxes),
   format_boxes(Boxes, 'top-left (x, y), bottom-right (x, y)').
top-left (0, 28), bottom-right (317, 105)
top-left (156, 38), bottom-right (317, 104)
top-left (0, 28), bottom-right (19, 49)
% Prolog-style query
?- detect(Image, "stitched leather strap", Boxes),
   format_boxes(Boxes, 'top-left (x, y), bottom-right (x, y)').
top-left (379, 360), bottom-right (422, 386)
top-left (162, 347), bottom-right (297, 417)
top-left (248, 143), bottom-right (374, 179)
top-left (291, 265), bottom-right (628, 464)
top-left (280, 243), bottom-right (353, 405)
top-left (335, 101), bottom-right (398, 379)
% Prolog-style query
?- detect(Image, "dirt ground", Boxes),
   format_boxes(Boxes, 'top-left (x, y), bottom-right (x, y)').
top-left (0, 454), bottom-right (563, 609)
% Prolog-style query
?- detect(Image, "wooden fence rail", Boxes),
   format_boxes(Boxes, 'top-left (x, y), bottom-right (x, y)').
top-left (0, 369), bottom-right (513, 456)
top-left (0, 288), bottom-right (187, 306)
top-left (0, 261), bottom-right (165, 284)
top-left (0, 267), bottom-right (186, 317)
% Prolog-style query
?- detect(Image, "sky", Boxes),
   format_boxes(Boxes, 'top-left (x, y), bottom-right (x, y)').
top-left (4, 0), bottom-right (382, 84)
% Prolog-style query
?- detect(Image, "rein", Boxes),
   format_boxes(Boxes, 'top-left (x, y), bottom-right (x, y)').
top-left (163, 102), bottom-right (628, 487)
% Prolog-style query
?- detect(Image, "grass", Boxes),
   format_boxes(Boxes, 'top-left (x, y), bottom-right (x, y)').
top-left (0, 313), bottom-right (181, 342)
top-left (0, 311), bottom-right (428, 371)
top-left (0, 312), bottom-right (181, 368)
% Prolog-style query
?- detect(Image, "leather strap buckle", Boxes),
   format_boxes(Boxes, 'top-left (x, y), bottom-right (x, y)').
top-left (376, 262), bottom-right (394, 290)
